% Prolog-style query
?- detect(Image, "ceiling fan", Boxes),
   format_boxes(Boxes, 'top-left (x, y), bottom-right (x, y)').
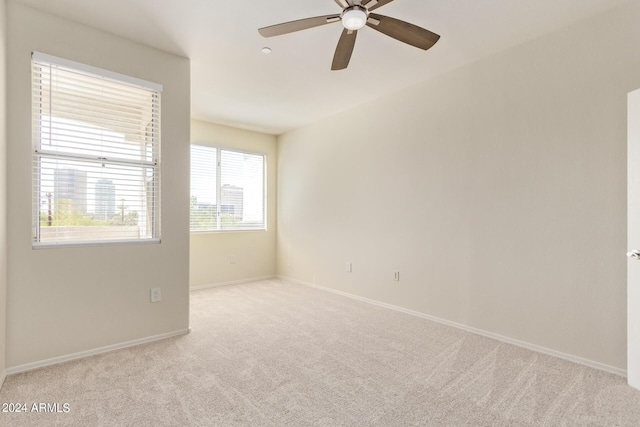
top-left (258, 0), bottom-right (440, 71)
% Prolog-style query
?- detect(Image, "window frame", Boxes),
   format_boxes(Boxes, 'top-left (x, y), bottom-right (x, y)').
top-left (190, 144), bottom-right (267, 233)
top-left (31, 52), bottom-right (162, 249)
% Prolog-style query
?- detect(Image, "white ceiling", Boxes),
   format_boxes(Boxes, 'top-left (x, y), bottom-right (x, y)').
top-left (15, 0), bottom-right (631, 134)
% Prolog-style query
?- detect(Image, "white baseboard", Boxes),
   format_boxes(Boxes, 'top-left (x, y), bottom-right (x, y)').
top-left (6, 329), bottom-right (190, 376)
top-left (190, 275), bottom-right (277, 291)
top-left (279, 275), bottom-right (627, 378)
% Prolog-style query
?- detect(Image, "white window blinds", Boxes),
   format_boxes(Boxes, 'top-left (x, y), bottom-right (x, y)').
top-left (32, 52), bottom-right (162, 246)
top-left (190, 145), bottom-right (266, 232)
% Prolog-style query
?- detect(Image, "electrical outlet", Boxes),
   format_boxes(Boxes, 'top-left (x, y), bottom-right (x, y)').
top-left (150, 287), bottom-right (161, 303)
top-left (346, 262), bottom-right (352, 272)
top-left (230, 255), bottom-right (236, 264)
top-left (393, 271), bottom-right (400, 281)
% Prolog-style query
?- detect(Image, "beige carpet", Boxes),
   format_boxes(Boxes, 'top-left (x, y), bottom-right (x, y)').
top-left (0, 279), bottom-right (639, 426)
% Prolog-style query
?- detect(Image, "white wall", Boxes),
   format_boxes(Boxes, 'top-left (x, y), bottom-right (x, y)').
top-left (6, 2), bottom-right (190, 368)
top-left (0, 0), bottom-right (7, 384)
top-left (278, 1), bottom-right (640, 370)
top-left (190, 120), bottom-right (277, 288)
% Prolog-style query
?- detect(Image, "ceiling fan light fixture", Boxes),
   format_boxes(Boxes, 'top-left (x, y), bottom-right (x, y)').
top-left (342, 7), bottom-right (368, 31)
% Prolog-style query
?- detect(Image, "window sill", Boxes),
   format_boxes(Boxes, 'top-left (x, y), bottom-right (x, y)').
top-left (32, 238), bottom-right (161, 250)
top-left (190, 229), bottom-right (267, 235)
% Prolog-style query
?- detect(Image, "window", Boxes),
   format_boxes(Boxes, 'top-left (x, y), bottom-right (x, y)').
top-left (190, 145), bottom-right (266, 232)
top-left (32, 52), bottom-right (162, 247)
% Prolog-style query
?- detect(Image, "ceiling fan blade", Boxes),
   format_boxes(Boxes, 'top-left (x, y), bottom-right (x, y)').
top-left (366, 13), bottom-right (440, 50)
top-left (332, 29), bottom-right (358, 70)
top-left (259, 15), bottom-right (341, 38)
top-left (362, 0), bottom-right (395, 12)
